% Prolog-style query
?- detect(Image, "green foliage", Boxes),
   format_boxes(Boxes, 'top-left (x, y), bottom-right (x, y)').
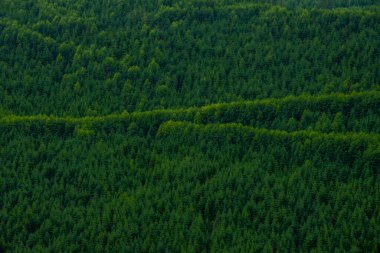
top-left (74, 81), bottom-right (81, 92)
top-left (74, 124), bottom-right (95, 137)
top-left (0, 1), bottom-right (379, 116)
top-left (1, 118), bottom-right (379, 252)
top-left (1, 91), bottom-right (379, 133)
top-left (0, 0), bottom-right (379, 252)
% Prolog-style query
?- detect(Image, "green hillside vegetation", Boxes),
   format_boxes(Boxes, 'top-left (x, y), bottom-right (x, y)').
top-left (0, 0), bottom-right (379, 252)
top-left (1, 1), bottom-right (379, 115)
top-left (1, 91), bottom-right (379, 134)
top-left (1, 91), bottom-right (380, 252)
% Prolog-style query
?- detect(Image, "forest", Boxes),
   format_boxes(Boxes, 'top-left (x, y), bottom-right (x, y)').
top-left (0, 0), bottom-right (379, 252)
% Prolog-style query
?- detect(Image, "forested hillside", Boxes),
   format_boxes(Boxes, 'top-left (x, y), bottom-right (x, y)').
top-left (0, 0), bottom-right (379, 252)
top-left (1, 0), bottom-right (379, 115)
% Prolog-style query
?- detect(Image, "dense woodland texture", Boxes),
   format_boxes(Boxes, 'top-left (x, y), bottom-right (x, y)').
top-left (1, 0), bottom-right (380, 115)
top-left (0, 0), bottom-right (379, 252)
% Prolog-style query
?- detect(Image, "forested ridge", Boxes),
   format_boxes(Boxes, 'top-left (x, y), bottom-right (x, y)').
top-left (1, 0), bottom-right (380, 115)
top-left (0, 0), bottom-right (379, 252)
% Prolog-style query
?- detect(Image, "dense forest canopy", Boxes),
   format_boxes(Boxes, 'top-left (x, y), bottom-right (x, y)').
top-left (0, 0), bottom-right (379, 116)
top-left (0, 0), bottom-right (379, 252)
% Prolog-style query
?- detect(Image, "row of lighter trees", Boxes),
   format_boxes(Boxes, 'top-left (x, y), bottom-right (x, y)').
top-left (1, 91), bottom-right (379, 142)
